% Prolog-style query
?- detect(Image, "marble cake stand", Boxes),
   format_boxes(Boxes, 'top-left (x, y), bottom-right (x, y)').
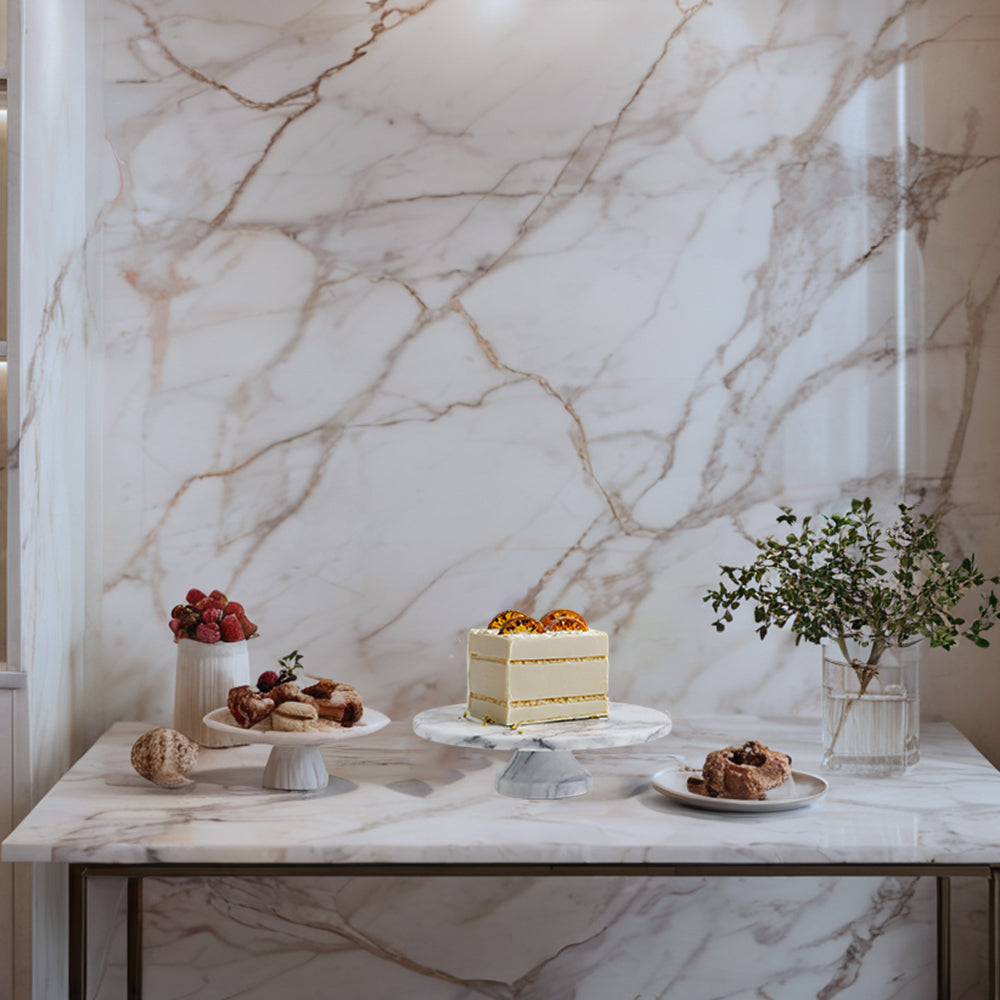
top-left (413, 703), bottom-right (671, 799)
top-left (203, 707), bottom-right (391, 791)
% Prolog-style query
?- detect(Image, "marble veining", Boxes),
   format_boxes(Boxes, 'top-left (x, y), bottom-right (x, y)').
top-left (10, 715), bottom-right (991, 997)
top-left (7, 716), bottom-right (1000, 868)
top-left (91, 0), bottom-right (1000, 749)
top-left (414, 702), bottom-right (672, 797)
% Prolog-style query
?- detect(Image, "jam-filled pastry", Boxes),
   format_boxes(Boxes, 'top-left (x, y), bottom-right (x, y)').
top-left (687, 740), bottom-right (792, 800)
top-left (227, 686), bottom-right (275, 729)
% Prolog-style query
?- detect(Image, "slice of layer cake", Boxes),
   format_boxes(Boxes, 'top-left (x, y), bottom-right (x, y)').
top-left (466, 610), bottom-right (609, 726)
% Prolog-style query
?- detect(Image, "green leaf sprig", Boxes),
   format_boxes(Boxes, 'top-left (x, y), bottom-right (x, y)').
top-left (704, 498), bottom-right (1000, 668)
top-left (276, 649), bottom-right (305, 684)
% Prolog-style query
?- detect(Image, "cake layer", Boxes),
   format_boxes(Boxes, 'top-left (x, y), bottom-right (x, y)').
top-left (467, 693), bottom-right (608, 726)
top-left (468, 628), bottom-right (608, 663)
top-left (467, 628), bottom-right (609, 725)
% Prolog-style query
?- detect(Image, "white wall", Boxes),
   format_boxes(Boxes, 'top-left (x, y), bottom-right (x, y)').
top-left (10, 0), bottom-right (94, 993)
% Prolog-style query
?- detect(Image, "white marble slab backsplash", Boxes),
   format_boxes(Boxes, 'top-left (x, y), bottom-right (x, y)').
top-left (94, 0), bottom-right (1000, 752)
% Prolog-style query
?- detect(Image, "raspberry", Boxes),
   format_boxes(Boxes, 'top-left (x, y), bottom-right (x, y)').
top-left (169, 618), bottom-right (182, 634)
top-left (219, 615), bottom-right (244, 642)
top-left (209, 589), bottom-right (228, 606)
top-left (186, 589), bottom-right (206, 605)
top-left (256, 670), bottom-right (279, 693)
top-left (240, 617), bottom-right (258, 639)
top-left (203, 599), bottom-right (224, 613)
top-left (202, 607), bottom-right (222, 624)
top-left (223, 602), bottom-right (244, 619)
top-left (195, 622), bottom-right (221, 643)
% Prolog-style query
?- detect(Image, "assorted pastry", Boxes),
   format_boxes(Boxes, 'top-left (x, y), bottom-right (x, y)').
top-left (226, 649), bottom-right (364, 733)
top-left (686, 740), bottom-right (792, 801)
top-left (155, 592), bottom-right (810, 805)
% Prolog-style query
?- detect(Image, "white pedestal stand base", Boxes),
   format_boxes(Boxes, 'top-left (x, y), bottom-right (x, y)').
top-left (262, 746), bottom-right (329, 791)
top-left (495, 749), bottom-right (592, 798)
top-left (413, 703), bottom-right (672, 799)
top-left (202, 707), bottom-right (391, 792)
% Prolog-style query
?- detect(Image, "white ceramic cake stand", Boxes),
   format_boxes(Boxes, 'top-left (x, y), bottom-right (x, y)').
top-left (203, 707), bottom-right (390, 791)
top-left (412, 703), bottom-right (672, 799)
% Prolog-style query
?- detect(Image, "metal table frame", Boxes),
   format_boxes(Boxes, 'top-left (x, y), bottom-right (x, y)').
top-left (68, 860), bottom-right (1000, 1000)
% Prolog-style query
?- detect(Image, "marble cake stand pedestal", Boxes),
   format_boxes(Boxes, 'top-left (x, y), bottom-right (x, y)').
top-left (203, 707), bottom-right (391, 791)
top-left (413, 703), bottom-right (671, 799)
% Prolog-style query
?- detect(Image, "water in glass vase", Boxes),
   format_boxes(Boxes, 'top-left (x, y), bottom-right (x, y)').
top-left (821, 652), bottom-right (919, 776)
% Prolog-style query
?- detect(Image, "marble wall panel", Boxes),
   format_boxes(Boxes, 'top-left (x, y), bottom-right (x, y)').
top-left (87, 874), bottom-right (941, 1000)
top-left (95, 0), bottom-right (1000, 745)
top-left (71, 0), bottom-right (1000, 997)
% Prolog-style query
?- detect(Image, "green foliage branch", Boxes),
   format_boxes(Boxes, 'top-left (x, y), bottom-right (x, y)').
top-left (704, 498), bottom-right (1000, 679)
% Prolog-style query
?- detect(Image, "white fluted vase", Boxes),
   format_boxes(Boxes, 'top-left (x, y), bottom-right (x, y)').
top-left (173, 638), bottom-right (250, 747)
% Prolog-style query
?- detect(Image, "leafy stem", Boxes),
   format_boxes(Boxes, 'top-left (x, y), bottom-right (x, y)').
top-left (705, 497), bottom-right (1000, 668)
top-left (276, 649), bottom-right (305, 685)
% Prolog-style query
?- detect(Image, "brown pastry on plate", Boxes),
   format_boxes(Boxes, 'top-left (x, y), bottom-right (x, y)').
top-left (687, 740), bottom-right (792, 800)
top-left (303, 679), bottom-right (364, 726)
top-left (271, 701), bottom-right (321, 733)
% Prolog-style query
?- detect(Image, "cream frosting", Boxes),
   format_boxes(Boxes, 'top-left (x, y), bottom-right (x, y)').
top-left (467, 628), bottom-right (610, 725)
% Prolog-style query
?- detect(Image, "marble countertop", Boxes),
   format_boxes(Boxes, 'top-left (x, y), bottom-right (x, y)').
top-left (5, 715), bottom-right (1000, 866)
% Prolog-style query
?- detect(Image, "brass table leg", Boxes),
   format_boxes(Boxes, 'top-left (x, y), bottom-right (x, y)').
top-left (990, 866), bottom-right (1000, 1000)
top-left (127, 876), bottom-right (143, 999)
top-left (937, 876), bottom-right (950, 1000)
top-left (68, 865), bottom-right (87, 1000)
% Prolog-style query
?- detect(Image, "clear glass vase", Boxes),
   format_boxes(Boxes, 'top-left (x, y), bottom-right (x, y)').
top-left (821, 646), bottom-right (919, 776)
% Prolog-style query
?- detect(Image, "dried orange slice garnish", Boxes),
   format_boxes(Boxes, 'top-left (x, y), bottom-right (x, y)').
top-left (540, 609), bottom-right (587, 629)
top-left (488, 609), bottom-right (528, 630)
top-left (544, 616), bottom-right (588, 632)
top-left (498, 616), bottom-right (546, 634)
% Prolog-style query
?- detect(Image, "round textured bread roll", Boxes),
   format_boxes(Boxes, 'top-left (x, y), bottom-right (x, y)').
top-left (272, 701), bottom-right (320, 732)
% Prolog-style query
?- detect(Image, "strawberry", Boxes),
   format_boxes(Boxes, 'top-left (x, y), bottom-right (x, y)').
top-left (223, 602), bottom-right (244, 619)
top-left (202, 607), bottom-right (223, 624)
top-left (240, 617), bottom-right (258, 639)
top-left (209, 589), bottom-right (228, 606)
top-left (186, 589), bottom-right (206, 605)
top-left (169, 618), bottom-right (182, 635)
top-left (256, 670), bottom-right (279, 692)
top-left (219, 615), bottom-right (244, 643)
top-left (195, 622), bottom-right (221, 643)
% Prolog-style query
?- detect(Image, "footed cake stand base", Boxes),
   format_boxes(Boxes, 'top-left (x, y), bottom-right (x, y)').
top-left (202, 707), bottom-right (391, 792)
top-left (413, 703), bottom-right (671, 799)
top-left (262, 746), bottom-right (328, 791)
top-left (495, 749), bottom-right (592, 798)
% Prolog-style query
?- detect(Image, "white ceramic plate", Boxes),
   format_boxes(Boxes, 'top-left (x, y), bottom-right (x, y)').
top-left (202, 707), bottom-right (390, 747)
top-left (651, 767), bottom-right (828, 813)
